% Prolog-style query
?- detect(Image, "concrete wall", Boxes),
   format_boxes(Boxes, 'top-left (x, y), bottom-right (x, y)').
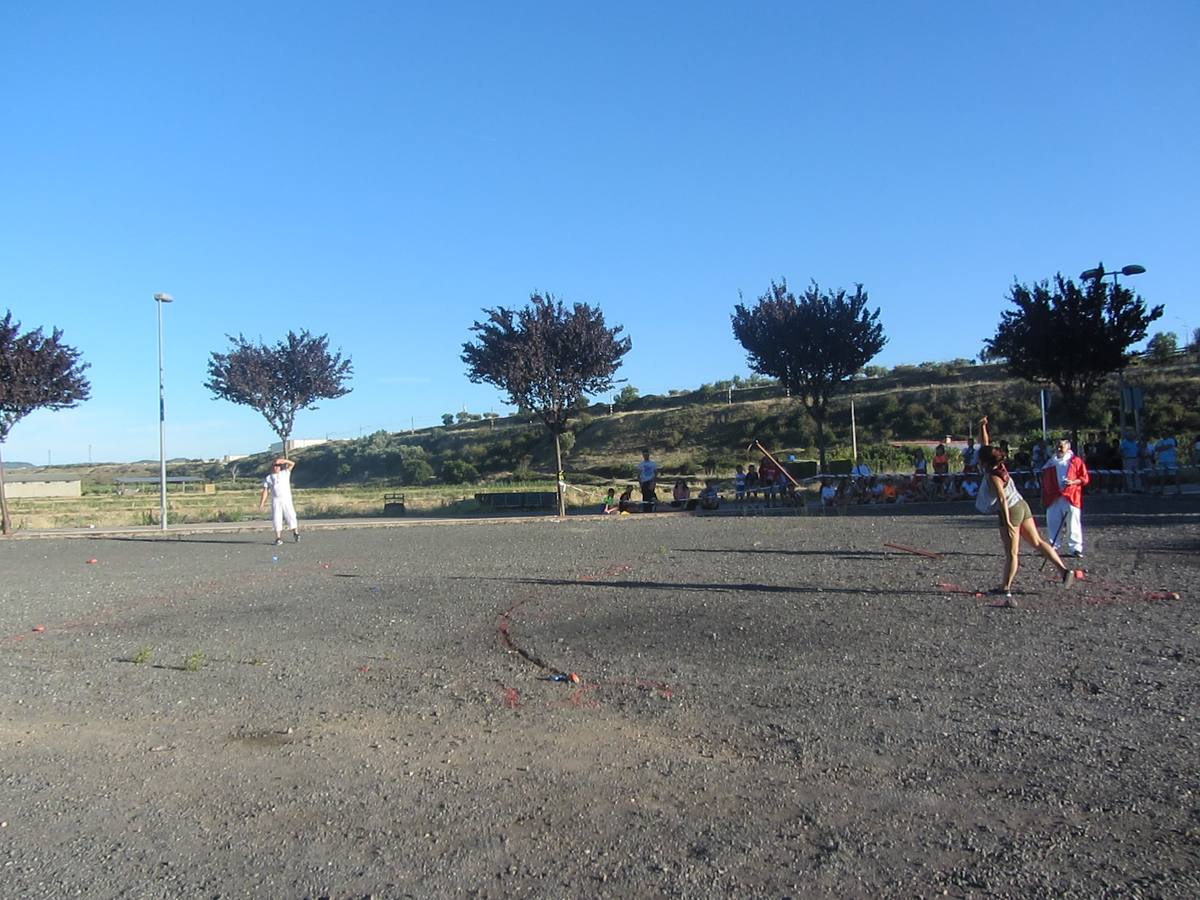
top-left (5, 480), bottom-right (83, 498)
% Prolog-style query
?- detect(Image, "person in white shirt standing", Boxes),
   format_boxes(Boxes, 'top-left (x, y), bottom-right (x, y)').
top-left (259, 457), bottom-right (299, 546)
top-left (637, 448), bottom-right (659, 510)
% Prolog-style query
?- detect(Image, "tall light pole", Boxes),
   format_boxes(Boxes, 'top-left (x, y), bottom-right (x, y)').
top-left (1079, 263), bottom-right (1145, 286)
top-left (154, 293), bottom-right (174, 530)
top-left (1080, 264), bottom-right (1146, 434)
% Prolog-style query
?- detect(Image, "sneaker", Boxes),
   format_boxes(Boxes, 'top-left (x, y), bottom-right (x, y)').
top-left (274, 538), bottom-right (283, 546)
top-left (293, 532), bottom-right (300, 543)
top-left (987, 587), bottom-right (1013, 598)
top-left (1062, 568), bottom-right (1076, 588)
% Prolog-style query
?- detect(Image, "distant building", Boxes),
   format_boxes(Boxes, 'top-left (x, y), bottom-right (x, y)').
top-left (221, 454), bottom-right (250, 464)
top-left (114, 477), bottom-right (212, 494)
top-left (268, 438), bottom-right (328, 454)
top-left (4, 476), bottom-right (83, 499)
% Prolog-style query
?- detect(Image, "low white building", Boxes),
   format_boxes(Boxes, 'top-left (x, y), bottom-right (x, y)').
top-left (268, 438), bottom-right (328, 454)
top-left (3, 476), bottom-right (83, 498)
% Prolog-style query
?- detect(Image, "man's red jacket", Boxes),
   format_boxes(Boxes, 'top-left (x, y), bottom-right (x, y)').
top-left (1041, 454), bottom-right (1090, 509)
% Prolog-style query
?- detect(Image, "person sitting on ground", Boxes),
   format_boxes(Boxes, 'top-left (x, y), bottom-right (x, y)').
top-left (881, 477), bottom-right (899, 503)
top-left (901, 474), bottom-right (923, 503)
top-left (944, 473), bottom-right (965, 502)
top-left (616, 486), bottom-right (635, 513)
top-left (820, 478), bottom-right (837, 508)
top-left (699, 479), bottom-right (721, 510)
top-left (670, 478), bottom-right (691, 508)
top-left (921, 471), bottom-right (942, 501)
top-left (866, 475), bottom-right (884, 503)
top-left (835, 478), bottom-right (852, 508)
top-left (962, 474), bottom-right (980, 502)
top-left (601, 488), bottom-right (619, 515)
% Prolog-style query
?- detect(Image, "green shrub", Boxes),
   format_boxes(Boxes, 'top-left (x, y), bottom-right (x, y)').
top-left (441, 459), bottom-right (479, 484)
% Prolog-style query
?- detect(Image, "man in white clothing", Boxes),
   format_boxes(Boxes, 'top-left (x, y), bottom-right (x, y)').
top-left (1040, 438), bottom-right (1089, 558)
top-left (259, 457), bottom-right (299, 545)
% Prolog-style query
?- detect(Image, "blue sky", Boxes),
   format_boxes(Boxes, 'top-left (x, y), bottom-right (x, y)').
top-left (2, 1), bottom-right (1197, 464)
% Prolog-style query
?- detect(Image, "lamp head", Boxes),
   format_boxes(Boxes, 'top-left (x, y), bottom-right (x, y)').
top-left (1079, 268), bottom-right (1104, 281)
top-left (1120, 264), bottom-right (1146, 277)
top-left (153, 293), bottom-right (174, 303)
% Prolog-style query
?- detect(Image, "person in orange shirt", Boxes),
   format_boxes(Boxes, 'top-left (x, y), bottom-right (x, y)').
top-left (932, 443), bottom-right (950, 494)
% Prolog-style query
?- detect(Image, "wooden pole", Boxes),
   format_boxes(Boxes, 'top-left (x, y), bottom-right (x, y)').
top-left (749, 439), bottom-right (803, 488)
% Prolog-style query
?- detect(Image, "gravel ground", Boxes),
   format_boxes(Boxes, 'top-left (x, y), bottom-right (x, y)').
top-left (2, 496), bottom-right (1198, 899)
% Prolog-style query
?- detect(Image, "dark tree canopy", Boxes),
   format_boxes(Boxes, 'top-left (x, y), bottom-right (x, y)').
top-left (983, 269), bottom-right (1162, 434)
top-left (462, 293), bottom-right (630, 515)
top-left (0, 311), bottom-right (91, 444)
top-left (731, 280), bottom-right (885, 469)
top-left (462, 294), bottom-right (631, 435)
top-left (205, 330), bottom-right (353, 449)
top-left (0, 310), bottom-right (91, 534)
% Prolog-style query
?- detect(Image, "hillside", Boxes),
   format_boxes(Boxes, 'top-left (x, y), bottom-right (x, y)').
top-left (13, 355), bottom-right (1199, 491)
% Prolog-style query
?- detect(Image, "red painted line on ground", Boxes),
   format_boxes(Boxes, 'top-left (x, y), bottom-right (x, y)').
top-left (493, 561), bottom-right (676, 708)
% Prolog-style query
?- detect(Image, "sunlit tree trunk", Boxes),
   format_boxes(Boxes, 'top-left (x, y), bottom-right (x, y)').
top-left (553, 432), bottom-right (565, 517)
top-left (0, 445), bottom-right (11, 535)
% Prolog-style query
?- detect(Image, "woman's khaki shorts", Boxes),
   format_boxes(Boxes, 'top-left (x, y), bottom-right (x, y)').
top-left (998, 499), bottom-right (1033, 534)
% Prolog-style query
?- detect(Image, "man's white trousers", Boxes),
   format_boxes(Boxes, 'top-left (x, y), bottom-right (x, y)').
top-left (272, 498), bottom-right (298, 533)
top-left (1046, 497), bottom-right (1082, 555)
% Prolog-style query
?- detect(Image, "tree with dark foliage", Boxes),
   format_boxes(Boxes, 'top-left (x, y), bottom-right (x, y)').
top-left (732, 280), bottom-right (885, 471)
top-left (206, 331), bottom-right (353, 453)
top-left (462, 293), bottom-right (631, 516)
top-left (0, 311), bottom-right (91, 535)
top-left (983, 269), bottom-right (1162, 437)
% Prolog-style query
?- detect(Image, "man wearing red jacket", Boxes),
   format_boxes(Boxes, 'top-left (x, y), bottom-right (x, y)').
top-left (1041, 437), bottom-right (1090, 559)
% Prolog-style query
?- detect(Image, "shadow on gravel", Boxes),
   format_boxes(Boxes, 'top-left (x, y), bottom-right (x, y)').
top-left (676, 547), bottom-right (885, 561)
top-left (673, 547), bottom-right (995, 560)
top-left (93, 535), bottom-right (268, 546)
top-left (1084, 513), bottom-right (1200, 528)
top-left (505, 575), bottom-right (980, 599)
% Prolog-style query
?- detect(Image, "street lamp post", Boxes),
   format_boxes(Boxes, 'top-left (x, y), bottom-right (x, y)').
top-left (154, 293), bottom-right (174, 530)
top-left (1080, 264), bottom-right (1145, 435)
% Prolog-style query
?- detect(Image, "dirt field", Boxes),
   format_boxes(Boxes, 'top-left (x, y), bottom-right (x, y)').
top-left (2, 497), bottom-right (1198, 898)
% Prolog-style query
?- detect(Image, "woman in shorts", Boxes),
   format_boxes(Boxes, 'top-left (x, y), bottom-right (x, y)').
top-left (979, 416), bottom-right (1075, 605)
